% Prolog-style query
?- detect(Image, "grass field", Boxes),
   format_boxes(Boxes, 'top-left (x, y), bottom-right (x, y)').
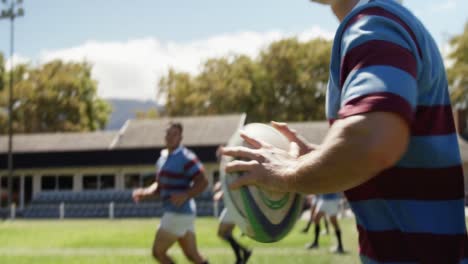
top-left (0, 217), bottom-right (360, 264)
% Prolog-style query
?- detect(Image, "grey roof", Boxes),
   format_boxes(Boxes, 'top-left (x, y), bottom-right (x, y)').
top-left (288, 121), bottom-right (329, 144)
top-left (0, 131), bottom-right (117, 153)
top-left (0, 114), bottom-right (246, 153)
top-left (112, 114), bottom-right (246, 149)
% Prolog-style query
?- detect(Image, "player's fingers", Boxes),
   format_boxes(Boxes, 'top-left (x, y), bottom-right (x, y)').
top-left (240, 132), bottom-right (270, 149)
top-left (271, 121), bottom-right (298, 142)
top-left (222, 146), bottom-right (264, 162)
top-left (289, 141), bottom-right (300, 158)
top-left (224, 159), bottom-right (258, 173)
top-left (229, 172), bottom-right (258, 190)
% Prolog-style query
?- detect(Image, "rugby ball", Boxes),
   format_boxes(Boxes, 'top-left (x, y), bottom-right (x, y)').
top-left (220, 123), bottom-right (304, 243)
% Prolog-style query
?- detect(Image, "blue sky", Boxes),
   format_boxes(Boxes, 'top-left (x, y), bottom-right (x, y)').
top-left (0, 0), bottom-right (467, 101)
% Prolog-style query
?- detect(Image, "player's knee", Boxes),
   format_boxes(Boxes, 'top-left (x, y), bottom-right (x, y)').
top-left (183, 251), bottom-right (197, 262)
top-left (151, 249), bottom-right (159, 261)
top-left (217, 228), bottom-right (226, 239)
top-left (152, 246), bottom-right (164, 261)
top-left (217, 226), bottom-right (231, 239)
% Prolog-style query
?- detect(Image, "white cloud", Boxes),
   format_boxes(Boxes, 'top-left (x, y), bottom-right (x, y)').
top-left (5, 54), bottom-right (30, 71)
top-left (430, 0), bottom-right (457, 11)
top-left (417, 0), bottom-right (459, 15)
top-left (32, 26), bottom-right (334, 101)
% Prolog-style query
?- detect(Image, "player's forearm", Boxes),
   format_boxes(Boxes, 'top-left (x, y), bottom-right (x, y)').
top-left (143, 182), bottom-right (159, 196)
top-left (186, 174), bottom-right (208, 198)
top-left (289, 113), bottom-right (409, 194)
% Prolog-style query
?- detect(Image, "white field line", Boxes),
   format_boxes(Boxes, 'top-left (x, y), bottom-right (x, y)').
top-left (0, 247), bottom-right (314, 256)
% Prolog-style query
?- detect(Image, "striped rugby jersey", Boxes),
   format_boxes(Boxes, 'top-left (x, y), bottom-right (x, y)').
top-left (326, 0), bottom-right (468, 262)
top-left (156, 146), bottom-right (205, 215)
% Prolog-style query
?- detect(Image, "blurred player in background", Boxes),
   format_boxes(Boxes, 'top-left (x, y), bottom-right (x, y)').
top-left (301, 194), bottom-right (329, 235)
top-left (305, 193), bottom-right (344, 253)
top-left (133, 122), bottom-right (209, 264)
top-left (213, 145), bottom-right (252, 264)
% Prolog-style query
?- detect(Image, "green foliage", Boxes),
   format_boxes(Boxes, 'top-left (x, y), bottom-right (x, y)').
top-left (0, 58), bottom-right (111, 133)
top-left (135, 107), bottom-right (161, 119)
top-left (158, 38), bottom-right (332, 122)
top-left (448, 22), bottom-right (468, 105)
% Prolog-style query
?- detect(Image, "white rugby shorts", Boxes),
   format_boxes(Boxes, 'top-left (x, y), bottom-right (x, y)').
top-left (219, 208), bottom-right (235, 224)
top-left (159, 212), bottom-right (195, 237)
top-left (316, 199), bottom-right (340, 216)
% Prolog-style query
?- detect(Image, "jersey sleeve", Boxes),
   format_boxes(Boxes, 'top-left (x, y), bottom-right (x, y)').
top-left (338, 13), bottom-right (419, 126)
top-left (183, 150), bottom-right (205, 180)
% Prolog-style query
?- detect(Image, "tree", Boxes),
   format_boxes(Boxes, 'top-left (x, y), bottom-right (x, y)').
top-left (257, 38), bottom-right (330, 121)
top-left (448, 22), bottom-right (468, 105)
top-left (158, 37), bottom-right (332, 122)
top-left (0, 59), bottom-right (111, 134)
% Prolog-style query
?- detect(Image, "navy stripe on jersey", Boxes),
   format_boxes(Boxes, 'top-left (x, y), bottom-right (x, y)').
top-left (338, 92), bottom-right (413, 125)
top-left (345, 165), bottom-right (464, 201)
top-left (357, 225), bottom-right (467, 263)
top-left (342, 6), bottom-right (422, 58)
top-left (340, 40), bottom-right (417, 88)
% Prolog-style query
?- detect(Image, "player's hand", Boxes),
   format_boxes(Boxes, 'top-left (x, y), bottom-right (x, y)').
top-left (271, 121), bottom-right (318, 157)
top-left (171, 192), bottom-right (189, 207)
top-left (132, 188), bottom-right (146, 203)
top-left (222, 132), bottom-right (298, 193)
top-left (213, 190), bottom-right (223, 201)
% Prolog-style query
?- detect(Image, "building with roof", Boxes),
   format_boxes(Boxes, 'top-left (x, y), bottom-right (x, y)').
top-left (1, 111), bottom-right (468, 216)
top-left (0, 114), bottom-right (246, 210)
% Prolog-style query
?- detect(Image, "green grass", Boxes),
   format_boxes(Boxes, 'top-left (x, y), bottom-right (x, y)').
top-left (0, 217), bottom-right (360, 264)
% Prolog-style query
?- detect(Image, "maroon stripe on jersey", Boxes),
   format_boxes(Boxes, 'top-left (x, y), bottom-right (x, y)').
top-left (345, 166), bottom-right (464, 201)
top-left (338, 92), bottom-right (414, 126)
top-left (184, 159), bottom-right (198, 171)
top-left (159, 183), bottom-right (189, 191)
top-left (343, 6), bottom-right (422, 57)
top-left (340, 40), bottom-right (417, 88)
top-left (357, 225), bottom-right (467, 263)
top-left (411, 105), bottom-right (456, 136)
top-left (159, 170), bottom-right (185, 179)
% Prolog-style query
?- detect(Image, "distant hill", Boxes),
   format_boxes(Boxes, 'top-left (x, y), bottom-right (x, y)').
top-left (105, 99), bottom-right (163, 130)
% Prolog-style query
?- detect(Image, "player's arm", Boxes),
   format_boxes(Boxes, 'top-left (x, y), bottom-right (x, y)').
top-left (290, 111), bottom-right (409, 193)
top-left (224, 112), bottom-right (409, 194)
top-left (132, 181), bottom-right (159, 203)
top-left (187, 172), bottom-right (209, 198)
top-left (212, 181), bottom-right (222, 193)
top-left (171, 173), bottom-right (208, 207)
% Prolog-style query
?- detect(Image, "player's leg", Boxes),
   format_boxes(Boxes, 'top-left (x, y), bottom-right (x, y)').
top-left (329, 215), bottom-right (344, 253)
top-left (323, 215), bottom-right (330, 235)
top-left (152, 228), bottom-right (178, 264)
top-left (306, 211), bottom-right (324, 249)
top-left (302, 196), bottom-right (316, 233)
top-left (178, 231), bottom-right (208, 264)
top-left (218, 222), bottom-right (242, 263)
top-left (218, 209), bottom-right (252, 263)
